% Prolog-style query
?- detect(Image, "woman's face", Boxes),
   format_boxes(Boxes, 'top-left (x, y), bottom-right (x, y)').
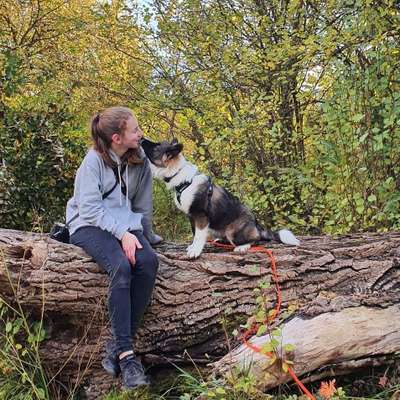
top-left (120, 116), bottom-right (143, 150)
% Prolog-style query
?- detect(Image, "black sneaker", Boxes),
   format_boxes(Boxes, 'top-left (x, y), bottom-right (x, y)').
top-left (119, 353), bottom-right (150, 389)
top-left (101, 340), bottom-right (121, 377)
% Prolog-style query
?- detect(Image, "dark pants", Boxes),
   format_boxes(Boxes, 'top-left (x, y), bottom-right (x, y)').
top-left (70, 226), bottom-right (159, 355)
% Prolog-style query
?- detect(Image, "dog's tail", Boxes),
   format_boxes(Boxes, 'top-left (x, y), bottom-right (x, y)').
top-left (259, 228), bottom-right (300, 246)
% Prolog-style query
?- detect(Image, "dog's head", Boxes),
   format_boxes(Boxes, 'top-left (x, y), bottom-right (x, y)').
top-left (141, 138), bottom-right (183, 167)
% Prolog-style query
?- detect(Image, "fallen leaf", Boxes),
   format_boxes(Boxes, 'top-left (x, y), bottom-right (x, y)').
top-left (378, 376), bottom-right (388, 387)
top-left (319, 379), bottom-right (337, 399)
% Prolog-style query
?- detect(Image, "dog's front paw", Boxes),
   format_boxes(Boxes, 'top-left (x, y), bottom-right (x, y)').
top-left (186, 243), bottom-right (194, 252)
top-left (186, 243), bottom-right (203, 259)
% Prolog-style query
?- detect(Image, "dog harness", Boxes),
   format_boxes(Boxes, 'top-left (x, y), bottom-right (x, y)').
top-left (174, 176), bottom-right (213, 205)
top-left (175, 180), bottom-right (193, 204)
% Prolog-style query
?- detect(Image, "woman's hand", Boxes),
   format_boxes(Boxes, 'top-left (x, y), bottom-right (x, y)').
top-left (121, 232), bottom-right (143, 266)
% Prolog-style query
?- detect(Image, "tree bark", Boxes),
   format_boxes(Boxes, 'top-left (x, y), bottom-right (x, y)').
top-left (0, 228), bottom-right (399, 399)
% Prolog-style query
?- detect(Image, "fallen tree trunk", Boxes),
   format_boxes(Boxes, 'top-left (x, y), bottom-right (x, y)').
top-left (213, 305), bottom-right (400, 390)
top-left (0, 228), bottom-right (399, 399)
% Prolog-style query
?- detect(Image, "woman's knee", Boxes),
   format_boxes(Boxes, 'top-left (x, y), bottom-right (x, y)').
top-left (136, 249), bottom-right (159, 280)
top-left (145, 251), bottom-right (159, 280)
top-left (110, 258), bottom-right (132, 288)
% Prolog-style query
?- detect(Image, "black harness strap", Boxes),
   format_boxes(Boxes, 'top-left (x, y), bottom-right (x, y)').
top-left (175, 176), bottom-right (213, 207)
top-left (175, 181), bottom-right (193, 204)
top-left (205, 177), bottom-right (213, 215)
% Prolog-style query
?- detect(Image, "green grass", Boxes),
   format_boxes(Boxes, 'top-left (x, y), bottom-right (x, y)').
top-left (101, 362), bottom-right (400, 400)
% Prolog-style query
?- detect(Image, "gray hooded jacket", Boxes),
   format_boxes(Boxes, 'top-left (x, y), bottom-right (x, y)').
top-left (66, 148), bottom-right (156, 242)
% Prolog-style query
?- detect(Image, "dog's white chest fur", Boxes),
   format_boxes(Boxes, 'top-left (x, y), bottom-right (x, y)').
top-left (174, 175), bottom-right (208, 214)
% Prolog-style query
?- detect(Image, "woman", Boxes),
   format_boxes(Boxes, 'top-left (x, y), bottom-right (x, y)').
top-left (66, 106), bottom-right (162, 389)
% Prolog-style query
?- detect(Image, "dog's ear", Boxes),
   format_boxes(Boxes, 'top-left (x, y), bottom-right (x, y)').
top-left (171, 138), bottom-right (178, 145)
top-left (166, 143), bottom-right (183, 159)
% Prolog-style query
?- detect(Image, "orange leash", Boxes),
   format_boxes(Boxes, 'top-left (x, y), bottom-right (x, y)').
top-left (210, 241), bottom-right (316, 400)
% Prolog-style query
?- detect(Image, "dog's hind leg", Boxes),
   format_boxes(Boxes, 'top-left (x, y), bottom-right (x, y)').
top-left (233, 243), bottom-right (252, 253)
top-left (230, 223), bottom-right (259, 253)
top-left (187, 215), bottom-right (209, 259)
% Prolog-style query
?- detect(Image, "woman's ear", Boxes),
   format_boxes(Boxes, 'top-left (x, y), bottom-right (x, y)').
top-left (111, 133), bottom-right (121, 144)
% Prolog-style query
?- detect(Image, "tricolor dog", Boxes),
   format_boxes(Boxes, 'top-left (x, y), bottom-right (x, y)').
top-left (140, 138), bottom-right (300, 258)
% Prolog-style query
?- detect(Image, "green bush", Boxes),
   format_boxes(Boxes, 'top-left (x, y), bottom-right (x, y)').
top-left (0, 107), bottom-right (87, 231)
